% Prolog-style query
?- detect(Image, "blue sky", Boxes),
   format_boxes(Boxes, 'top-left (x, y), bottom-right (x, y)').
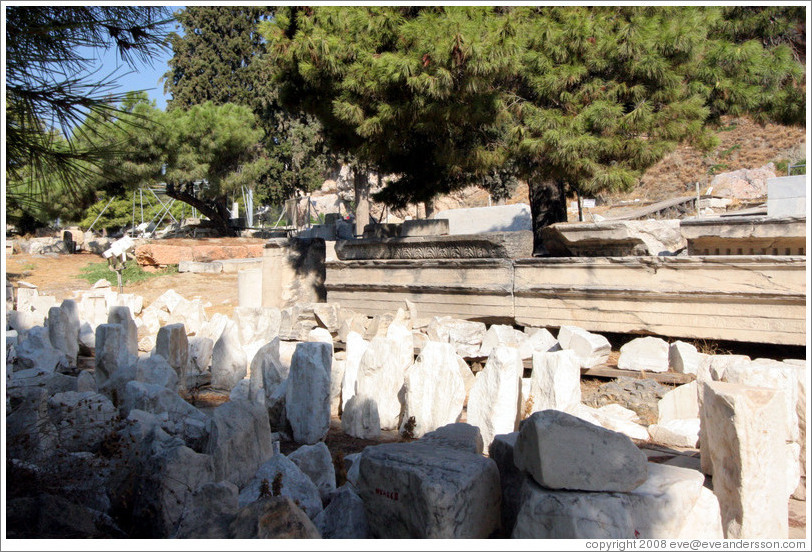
top-left (79, 5), bottom-right (184, 111)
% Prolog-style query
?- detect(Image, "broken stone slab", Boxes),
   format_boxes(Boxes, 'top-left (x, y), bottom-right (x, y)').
top-left (698, 353), bottom-right (751, 383)
top-left (700, 381), bottom-right (787, 538)
top-left (150, 288), bottom-right (186, 314)
top-left (575, 403), bottom-right (650, 442)
top-left (419, 422), bottom-right (484, 455)
top-left (489, 432), bottom-right (523, 535)
top-left (15, 326), bottom-right (69, 373)
top-left (130, 439), bottom-right (216, 538)
top-left (432, 204), bottom-right (532, 234)
top-left (167, 298), bottom-right (208, 336)
top-left (210, 320), bottom-right (247, 391)
top-left (541, 219), bottom-right (686, 257)
top-left (400, 218), bottom-right (449, 237)
top-left (313, 303), bottom-right (341, 333)
top-left (230, 496), bottom-right (321, 539)
top-left (354, 335), bottom-right (410, 431)
top-left (46, 391), bottom-right (117, 453)
top-left (313, 484), bottom-right (369, 539)
top-left (205, 399), bottom-right (273, 488)
top-left (288, 441), bottom-right (336, 502)
top-left (248, 337), bottom-right (292, 406)
top-left (722, 357), bottom-right (800, 443)
top-left (286, 342), bottom-right (332, 444)
top-left (195, 311), bottom-right (230, 344)
top-left (427, 316), bottom-right (487, 358)
top-left (648, 418), bottom-right (700, 448)
top-left (457, 355), bottom-right (476, 403)
top-left (177, 260), bottom-right (223, 274)
top-left (478, 324), bottom-right (529, 358)
top-left (514, 409), bottom-right (648, 492)
top-left (336, 231), bottom-right (533, 260)
top-left (233, 305), bottom-right (281, 345)
top-left (658, 381), bottom-right (700, 423)
top-left (669, 341), bottom-right (701, 375)
top-left (238, 454), bottom-right (323, 519)
top-left (47, 300), bottom-right (80, 366)
top-left (187, 336), bottom-right (213, 388)
top-left (77, 370), bottom-right (96, 393)
top-left (174, 481), bottom-right (239, 539)
top-left (357, 441), bottom-right (501, 538)
top-left (107, 306), bottom-right (138, 357)
top-left (135, 355), bottom-right (179, 391)
top-left (307, 326), bottom-right (333, 345)
top-left (512, 463), bottom-right (722, 539)
top-left (399, 342), bottom-right (465, 438)
top-left (94, 323), bottom-right (133, 388)
top-left (121, 381), bottom-right (208, 452)
top-left (341, 394), bottom-right (381, 440)
top-left (569, 331), bottom-right (611, 368)
top-left (154, 323), bottom-right (189, 389)
top-left (617, 336), bottom-right (670, 373)
top-left (530, 349), bottom-right (581, 415)
top-left (229, 379), bottom-right (252, 403)
top-left (337, 310), bottom-right (369, 342)
top-left (467, 346), bottom-right (522, 451)
top-left (524, 327), bottom-right (561, 355)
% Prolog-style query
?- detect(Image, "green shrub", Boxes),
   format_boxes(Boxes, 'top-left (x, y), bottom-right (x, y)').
top-left (78, 261), bottom-right (177, 287)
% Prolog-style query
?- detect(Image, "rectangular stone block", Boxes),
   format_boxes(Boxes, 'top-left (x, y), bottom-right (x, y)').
top-left (400, 219), bottom-right (449, 237)
top-left (357, 442), bottom-right (500, 538)
top-left (700, 381), bottom-right (788, 538)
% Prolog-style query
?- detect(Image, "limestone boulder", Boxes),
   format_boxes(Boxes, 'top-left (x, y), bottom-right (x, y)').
top-left (77, 370), bottom-right (96, 393)
top-left (710, 163), bottom-right (775, 199)
top-left (530, 349), bottom-right (581, 415)
top-left (575, 403), bottom-right (650, 442)
top-left (617, 337), bottom-right (670, 373)
top-left (466, 346), bottom-right (522, 450)
top-left (168, 297), bottom-right (208, 336)
top-left (658, 381), bottom-right (700, 423)
top-left (524, 327), bottom-right (560, 355)
top-left (341, 331), bottom-right (369, 412)
top-left (288, 441), bottom-right (336, 502)
top-left (154, 323), bottom-right (189, 388)
top-left (248, 337), bottom-right (291, 404)
top-left (669, 341), bottom-right (701, 375)
top-left (341, 395), bottom-right (381, 439)
top-left (94, 323), bottom-right (133, 388)
top-left (15, 326), bottom-right (69, 373)
top-left (478, 324), bottom-right (529, 358)
top-left (174, 481), bottom-right (239, 539)
top-left (135, 355), bottom-right (179, 391)
top-left (205, 399), bottom-right (273, 487)
top-left (233, 305), bottom-right (281, 345)
top-left (357, 442), bottom-right (501, 538)
top-left (700, 381), bottom-right (787, 538)
top-left (514, 409), bottom-right (648, 492)
top-left (46, 391), bottom-right (117, 452)
top-left (286, 342), bottom-right (332, 444)
top-left (47, 299), bottom-right (80, 365)
top-left (314, 485), bottom-right (369, 539)
top-left (399, 342), bottom-right (465, 438)
top-left (427, 316), bottom-right (487, 358)
top-left (211, 320), bottom-right (247, 391)
top-left (230, 497), bottom-right (321, 539)
top-left (130, 439), bottom-right (215, 538)
top-left (559, 326), bottom-right (610, 368)
top-left (239, 454), bottom-right (323, 519)
top-left (107, 306), bottom-right (138, 357)
top-left (722, 357), bottom-right (800, 442)
top-left (121, 381), bottom-right (208, 451)
top-left (355, 335), bottom-right (411, 431)
top-left (513, 463), bottom-right (722, 539)
top-left (648, 418), bottom-right (700, 448)
top-left (489, 432), bottom-right (523, 535)
top-left (419, 422), bottom-right (484, 455)
top-left (187, 336), bottom-right (213, 388)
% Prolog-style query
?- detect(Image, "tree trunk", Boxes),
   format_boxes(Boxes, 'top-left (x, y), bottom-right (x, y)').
top-left (423, 197), bottom-right (435, 219)
top-left (527, 178), bottom-right (568, 256)
top-left (165, 182), bottom-right (236, 236)
top-left (353, 167), bottom-right (370, 237)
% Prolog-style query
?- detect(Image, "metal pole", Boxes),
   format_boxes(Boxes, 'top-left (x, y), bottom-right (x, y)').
top-left (148, 188), bottom-right (178, 223)
top-left (695, 182), bottom-right (701, 217)
top-left (140, 189), bottom-right (144, 224)
top-left (87, 197), bottom-right (115, 233)
top-left (131, 190), bottom-right (136, 237)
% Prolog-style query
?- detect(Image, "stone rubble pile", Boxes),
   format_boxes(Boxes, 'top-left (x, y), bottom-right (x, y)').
top-left (5, 281), bottom-right (805, 538)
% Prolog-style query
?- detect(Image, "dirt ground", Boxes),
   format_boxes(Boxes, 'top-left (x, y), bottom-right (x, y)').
top-left (5, 250), bottom-right (240, 318)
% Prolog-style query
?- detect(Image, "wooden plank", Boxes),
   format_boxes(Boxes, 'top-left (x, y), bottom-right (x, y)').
top-left (580, 366), bottom-right (695, 385)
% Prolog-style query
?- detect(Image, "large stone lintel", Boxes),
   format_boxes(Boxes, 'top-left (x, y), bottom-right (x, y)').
top-left (334, 231), bottom-right (532, 261)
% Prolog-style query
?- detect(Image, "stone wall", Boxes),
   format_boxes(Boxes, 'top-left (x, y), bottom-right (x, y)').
top-left (326, 255), bottom-right (806, 346)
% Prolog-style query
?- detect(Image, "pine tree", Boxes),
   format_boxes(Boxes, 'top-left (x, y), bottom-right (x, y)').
top-left (165, 6), bottom-right (330, 211)
top-left (6, 6), bottom-right (173, 216)
top-left (266, 6), bottom-right (804, 252)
